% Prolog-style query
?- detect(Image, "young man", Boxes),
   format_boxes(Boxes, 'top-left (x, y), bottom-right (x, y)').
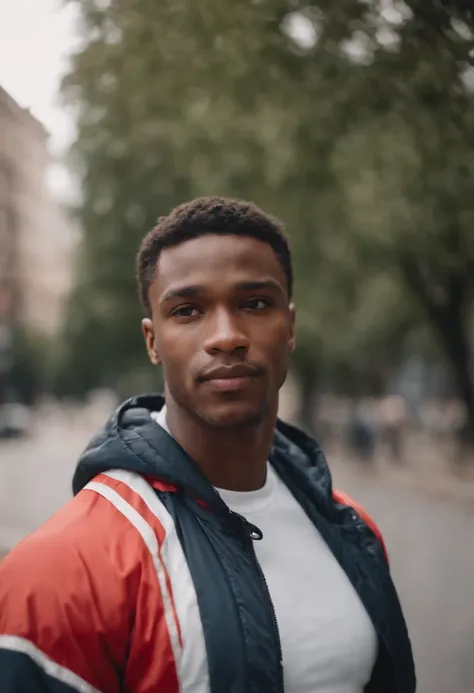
top-left (0, 197), bottom-right (416, 692)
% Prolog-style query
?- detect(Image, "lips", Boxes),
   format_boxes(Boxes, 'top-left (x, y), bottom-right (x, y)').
top-left (199, 363), bottom-right (261, 392)
top-left (201, 364), bottom-right (260, 381)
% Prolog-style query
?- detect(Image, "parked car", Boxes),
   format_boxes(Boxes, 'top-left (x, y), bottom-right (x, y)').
top-left (0, 403), bottom-right (32, 439)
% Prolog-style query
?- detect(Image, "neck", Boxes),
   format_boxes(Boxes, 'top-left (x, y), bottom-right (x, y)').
top-left (164, 398), bottom-right (277, 491)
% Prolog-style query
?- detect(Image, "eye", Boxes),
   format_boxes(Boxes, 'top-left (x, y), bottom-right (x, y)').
top-left (244, 297), bottom-right (273, 311)
top-left (170, 305), bottom-right (202, 318)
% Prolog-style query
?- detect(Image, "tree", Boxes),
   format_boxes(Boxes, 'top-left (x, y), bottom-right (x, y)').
top-left (2, 327), bottom-right (53, 405)
top-left (331, 5), bottom-right (474, 436)
top-left (61, 0), bottom-right (474, 435)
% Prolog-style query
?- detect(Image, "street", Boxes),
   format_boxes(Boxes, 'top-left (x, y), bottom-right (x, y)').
top-left (1, 411), bottom-right (474, 693)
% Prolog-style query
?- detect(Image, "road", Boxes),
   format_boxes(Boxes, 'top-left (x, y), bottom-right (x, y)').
top-left (1, 411), bottom-right (473, 693)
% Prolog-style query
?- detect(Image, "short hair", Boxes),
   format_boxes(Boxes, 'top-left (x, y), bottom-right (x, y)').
top-left (137, 196), bottom-right (293, 313)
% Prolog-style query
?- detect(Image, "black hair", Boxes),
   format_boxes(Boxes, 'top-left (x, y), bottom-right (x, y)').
top-left (136, 196), bottom-right (293, 313)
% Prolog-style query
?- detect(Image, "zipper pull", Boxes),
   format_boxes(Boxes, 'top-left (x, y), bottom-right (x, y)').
top-left (243, 518), bottom-right (263, 541)
top-left (226, 512), bottom-right (263, 540)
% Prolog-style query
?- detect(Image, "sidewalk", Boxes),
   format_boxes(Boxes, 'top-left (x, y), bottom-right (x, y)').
top-left (329, 435), bottom-right (474, 507)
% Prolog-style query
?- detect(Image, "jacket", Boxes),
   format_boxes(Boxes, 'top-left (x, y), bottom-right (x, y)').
top-left (0, 394), bottom-right (416, 693)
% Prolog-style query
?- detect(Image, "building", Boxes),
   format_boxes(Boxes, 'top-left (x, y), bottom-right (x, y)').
top-left (0, 84), bottom-right (74, 339)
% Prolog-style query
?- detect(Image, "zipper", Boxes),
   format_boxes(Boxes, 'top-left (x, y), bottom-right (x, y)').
top-left (233, 512), bottom-right (285, 693)
top-left (348, 511), bottom-right (402, 693)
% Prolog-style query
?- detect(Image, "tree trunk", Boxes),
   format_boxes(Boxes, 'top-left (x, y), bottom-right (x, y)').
top-left (434, 305), bottom-right (474, 445)
top-left (291, 342), bottom-right (321, 435)
top-left (299, 376), bottom-right (316, 435)
top-left (401, 258), bottom-right (474, 445)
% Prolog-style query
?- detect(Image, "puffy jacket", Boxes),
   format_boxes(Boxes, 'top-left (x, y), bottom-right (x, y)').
top-left (0, 394), bottom-right (416, 693)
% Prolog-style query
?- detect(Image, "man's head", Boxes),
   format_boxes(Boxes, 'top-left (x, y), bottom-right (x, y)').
top-left (138, 196), bottom-right (295, 428)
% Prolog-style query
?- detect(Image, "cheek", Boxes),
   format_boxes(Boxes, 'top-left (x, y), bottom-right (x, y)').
top-left (161, 349), bottom-right (184, 373)
top-left (158, 337), bottom-right (196, 382)
top-left (255, 320), bottom-right (292, 362)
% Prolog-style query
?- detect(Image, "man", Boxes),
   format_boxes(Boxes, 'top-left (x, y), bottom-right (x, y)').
top-left (0, 197), bottom-right (416, 692)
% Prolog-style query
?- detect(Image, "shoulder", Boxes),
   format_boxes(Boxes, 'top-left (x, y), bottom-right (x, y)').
top-left (0, 472), bottom-right (141, 626)
top-left (0, 469), bottom-right (174, 692)
top-left (332, 488), bottom-right (389, 562)
top-left (0, 476), bottom-right (134, 691)
top-left (0, 468), bottom-right (171, 596)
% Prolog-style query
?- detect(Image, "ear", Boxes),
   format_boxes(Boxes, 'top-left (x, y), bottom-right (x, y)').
top-left (141, 318), bottom-right (161, 365)
top-left (288, 304), bottom-right (296, 354)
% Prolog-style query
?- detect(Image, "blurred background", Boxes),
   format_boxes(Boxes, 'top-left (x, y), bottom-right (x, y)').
top-left (1, 1), bottom-right (474, 691)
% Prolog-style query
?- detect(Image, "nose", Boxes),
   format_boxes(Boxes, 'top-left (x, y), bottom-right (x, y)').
top-left (203, 309), bottom-right (250, 355)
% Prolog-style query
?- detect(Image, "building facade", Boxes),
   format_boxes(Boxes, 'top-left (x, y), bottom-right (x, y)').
top-left (0, 85), bottom-right (74, 339)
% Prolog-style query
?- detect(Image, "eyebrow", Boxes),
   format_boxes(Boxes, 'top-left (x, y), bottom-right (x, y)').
top-left (160, 285), bottom-right (203, 304)
top-left (160, 279), bottom-right (284, 304)
top-left (235, 279), bottom-right (284, 295)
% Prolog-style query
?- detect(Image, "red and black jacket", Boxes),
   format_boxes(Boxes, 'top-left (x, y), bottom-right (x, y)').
top-left (0, 394), bottom-right (416, 693)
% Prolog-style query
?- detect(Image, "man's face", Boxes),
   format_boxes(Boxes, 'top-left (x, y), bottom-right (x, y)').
top-left (142, 234), bottom-right (295, 428)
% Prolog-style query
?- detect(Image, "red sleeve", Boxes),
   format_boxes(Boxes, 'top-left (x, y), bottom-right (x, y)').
top-left (0, 490), bottom-right (135, 693)
top-left (333, 488), bottom-right (389, 563)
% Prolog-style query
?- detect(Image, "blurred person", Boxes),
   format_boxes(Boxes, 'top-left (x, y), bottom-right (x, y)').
top-left (346, 399), bottom-right (377, 465)
top-left (0, 197), bottom-right (415, 693)
top-left (380, 395), bottom-right (408, 464)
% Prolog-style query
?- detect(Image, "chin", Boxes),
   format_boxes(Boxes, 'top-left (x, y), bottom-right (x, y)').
top-left (201, 402), bottom-right (265, 429)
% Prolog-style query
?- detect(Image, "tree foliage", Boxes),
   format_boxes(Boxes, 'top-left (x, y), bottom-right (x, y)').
top-left (60, 0), bottom-right (474, 430)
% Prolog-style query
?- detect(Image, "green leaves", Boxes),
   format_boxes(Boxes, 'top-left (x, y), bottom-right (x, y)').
top-left (60, 0), bottom-right (474, 403)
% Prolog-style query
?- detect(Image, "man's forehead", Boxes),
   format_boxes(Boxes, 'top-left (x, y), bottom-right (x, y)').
top-left (151, 234), bottom-right (287, 302)
top-left (157, 234), bottom-right (283, 279)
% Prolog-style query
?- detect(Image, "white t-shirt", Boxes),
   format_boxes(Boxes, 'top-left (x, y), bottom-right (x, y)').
top-left (152, 408), bottom-right (378, 693)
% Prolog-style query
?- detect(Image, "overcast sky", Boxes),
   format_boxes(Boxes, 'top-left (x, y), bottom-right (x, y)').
top-left (0, 0), bottom-right (79, 197)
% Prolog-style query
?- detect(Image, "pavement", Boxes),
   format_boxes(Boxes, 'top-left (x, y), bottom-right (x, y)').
top-left (1, 409), bottom-right (474, 693)
top-left (330, 461), bottom-right (474, 693)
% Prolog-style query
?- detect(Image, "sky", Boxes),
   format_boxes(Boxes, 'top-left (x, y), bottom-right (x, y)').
top-left (0, 0), bottom-right (79, 198)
